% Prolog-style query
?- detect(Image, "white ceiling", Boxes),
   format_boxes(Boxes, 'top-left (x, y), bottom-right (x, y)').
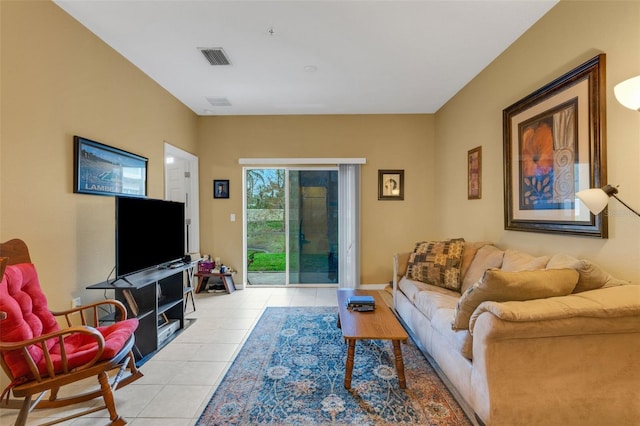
top-left (53, 0), bottom-right (557, 116)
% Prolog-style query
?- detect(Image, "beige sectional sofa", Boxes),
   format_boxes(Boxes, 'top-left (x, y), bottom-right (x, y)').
top-left (392, 240), bottom-right (640, 426)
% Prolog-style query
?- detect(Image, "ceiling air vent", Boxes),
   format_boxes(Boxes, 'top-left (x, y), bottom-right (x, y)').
top-left (206, 96), bottom-right (232, 107)
top-left (199, 48), bottom-right (231, 66)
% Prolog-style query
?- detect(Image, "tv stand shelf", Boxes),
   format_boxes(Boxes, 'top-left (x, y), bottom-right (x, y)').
top-left (86, 262), bottom-right (193, 365)
top-left (158, 299), bottom-right (181, 315)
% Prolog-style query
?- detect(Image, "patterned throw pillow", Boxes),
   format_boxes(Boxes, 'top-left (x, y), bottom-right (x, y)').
top-left (407, 238), bottom-right (465, 291)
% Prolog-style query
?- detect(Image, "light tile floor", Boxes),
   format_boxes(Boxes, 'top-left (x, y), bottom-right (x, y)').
top-left (0, 286), bottom-right (346, 425)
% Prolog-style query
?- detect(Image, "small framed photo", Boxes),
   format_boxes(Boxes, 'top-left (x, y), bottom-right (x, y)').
top-left (213, 179), bottom-right (229, 199)
top-left (468, 146), bottom-right (482, 199)
top-left (378, 170), bottom-right (404, 200)
top-left (158, 313), bottom-right (169, 327)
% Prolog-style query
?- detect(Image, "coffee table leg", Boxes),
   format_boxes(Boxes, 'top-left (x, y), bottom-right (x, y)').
top-left (344, 339), bottom-right (356, 389)
top-left (393, 340), bottom-right (406, 389)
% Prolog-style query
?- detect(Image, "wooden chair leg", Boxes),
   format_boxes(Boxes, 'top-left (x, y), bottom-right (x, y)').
top-left (98, 371), bottom-right (126, 425)
top-left (15, 394), bottom-right (32, 426)
top-left (126, 351), bottom-right (139, 377)
top-left (49, 386), bottom-right (60, 401)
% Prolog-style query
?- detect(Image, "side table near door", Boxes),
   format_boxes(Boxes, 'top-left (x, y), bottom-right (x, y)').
top-left (194, 271), bottom-right (236, 294)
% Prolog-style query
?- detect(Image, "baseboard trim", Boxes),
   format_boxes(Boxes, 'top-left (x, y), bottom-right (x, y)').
top-left (356, 283), bottom-right (387, 289)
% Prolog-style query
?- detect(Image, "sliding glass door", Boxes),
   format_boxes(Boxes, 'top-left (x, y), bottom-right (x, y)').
top-left (245, 167), bottom-right (338, 286)
top-left (289, 169), bottom-right (338, 284)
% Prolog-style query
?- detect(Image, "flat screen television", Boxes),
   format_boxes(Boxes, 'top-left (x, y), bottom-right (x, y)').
top-left (116, 196), bottom-right (185, 278)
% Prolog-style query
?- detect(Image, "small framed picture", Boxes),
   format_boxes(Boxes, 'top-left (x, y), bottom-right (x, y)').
top-left (378, 170), bottom-right (404, 200)
top-left (468, 146), bottom-right (482, 199)
top-left (158, 313), bottom-right (169, 327)
top-left (213, 179), bottom-right (229, 199)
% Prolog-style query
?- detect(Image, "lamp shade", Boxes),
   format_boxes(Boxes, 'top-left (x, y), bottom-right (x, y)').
top-left (614, 75), bottom-right (640, 111)
top-left (576, 188), bottom-right (611, 215)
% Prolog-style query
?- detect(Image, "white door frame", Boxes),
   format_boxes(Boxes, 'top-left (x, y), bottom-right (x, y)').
top-left (240, 158), bottom-right (365, 288)
top-left (164, 143), bottom-right (200, 254)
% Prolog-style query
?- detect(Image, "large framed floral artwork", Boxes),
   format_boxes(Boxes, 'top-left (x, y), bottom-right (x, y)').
top-left (503, 54), bottom-right (607, 237)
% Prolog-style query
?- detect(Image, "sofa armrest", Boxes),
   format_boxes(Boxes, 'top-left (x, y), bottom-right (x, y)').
top-left (392, 252), bottom-right (411, 307)
top-left (469, 284), bottom-right (640, 336)
top-left (469, 285), bottom-right (640, 424)
top-left (393, 252), bottom-right (410, 287)
top-left (470, 308), bottom-right (640, 424)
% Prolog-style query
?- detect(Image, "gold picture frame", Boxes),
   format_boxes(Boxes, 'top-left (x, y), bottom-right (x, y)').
top-left (503, 54), bottom-right (607, 237)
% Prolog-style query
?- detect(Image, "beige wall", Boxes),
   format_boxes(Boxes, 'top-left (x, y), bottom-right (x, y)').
top-left (197, 115), bottom-right (436, 284)
top-left (0, 1), bottom-right (198, 310)
top-left (1, 0), bottom-right (638, 315)
top-left (434, 0), bottom-right (640, 281)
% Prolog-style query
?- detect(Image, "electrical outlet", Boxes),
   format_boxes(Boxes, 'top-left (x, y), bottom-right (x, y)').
top-left (71, 297), bottom-right (82, 308)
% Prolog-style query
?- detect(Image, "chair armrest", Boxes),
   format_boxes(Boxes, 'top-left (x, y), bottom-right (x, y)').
top-left (0, 326), bottom-right (105, 381)
top-left (50, 299), bottom-right (128, 327)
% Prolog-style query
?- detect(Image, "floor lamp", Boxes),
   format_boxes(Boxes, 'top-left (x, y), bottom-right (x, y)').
top-left (576, 75), bottom-right (640, 217)
top-left (576, 184), bottom-right (640, 217)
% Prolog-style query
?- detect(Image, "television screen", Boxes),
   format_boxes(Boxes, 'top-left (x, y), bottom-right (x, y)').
top-left (116, 196), bottom-right (185, 278)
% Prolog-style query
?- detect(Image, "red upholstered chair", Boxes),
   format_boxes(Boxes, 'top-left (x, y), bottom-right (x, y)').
top-left (0, 239), bottom-right (143, 425)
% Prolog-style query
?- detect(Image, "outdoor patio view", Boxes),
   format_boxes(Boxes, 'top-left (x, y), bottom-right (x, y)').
top-left (246, 168), bottom-right (338, 285)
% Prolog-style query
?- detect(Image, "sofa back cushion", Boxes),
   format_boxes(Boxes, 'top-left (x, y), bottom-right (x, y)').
top-left (459, 242), bottom-right (491, 283)
top-left (461, 245), bottom-right (505, 294)
top-left (501, 249), bottom-right (550, 272)
top-left (451, 268), bottom-right (579, 330)
top-left (546, 253), bottom-right (626, 293)
top-left (407, 238), bottom-right (465, 291)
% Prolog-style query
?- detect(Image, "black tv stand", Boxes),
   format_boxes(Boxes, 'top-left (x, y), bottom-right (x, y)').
top-left (87, 262), bottom-right (194, 366)
top-left (109, 276), bottom-right (135, 286)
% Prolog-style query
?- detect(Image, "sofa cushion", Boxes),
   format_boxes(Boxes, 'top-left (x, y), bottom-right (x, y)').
top-left (461, 245), bottom-right (505, 294)
top-left (414, 286), bottom-right (459, 321)
top-left (430, 308), bottom-right (474, 360)
top-left (451, 268), bottom-right (579, 330)
top-left (460, 241), bottom-right (491, 284)
top-left (407, 238), bottom-right (465, 291)
top-left (546, 253), bottom-right (626, 293)
top-left (501, 249), bottom-right (549, 272)
top-left (397, 276), bottom-right (459, 320)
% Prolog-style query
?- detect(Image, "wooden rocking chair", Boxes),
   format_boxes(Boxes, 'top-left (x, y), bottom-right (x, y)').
top-left (0, 239), bottom-right (143, 425)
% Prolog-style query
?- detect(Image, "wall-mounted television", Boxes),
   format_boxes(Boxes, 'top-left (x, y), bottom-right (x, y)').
top-left (116, 196), bottom-right (185, 278)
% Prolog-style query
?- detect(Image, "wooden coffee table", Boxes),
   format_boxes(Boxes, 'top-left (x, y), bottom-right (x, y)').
top-left (337, 289), bottom-right (409, 389)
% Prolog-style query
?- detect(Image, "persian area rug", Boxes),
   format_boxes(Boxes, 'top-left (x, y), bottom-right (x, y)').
top-left (196, 306), bottom-right (471, 425)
